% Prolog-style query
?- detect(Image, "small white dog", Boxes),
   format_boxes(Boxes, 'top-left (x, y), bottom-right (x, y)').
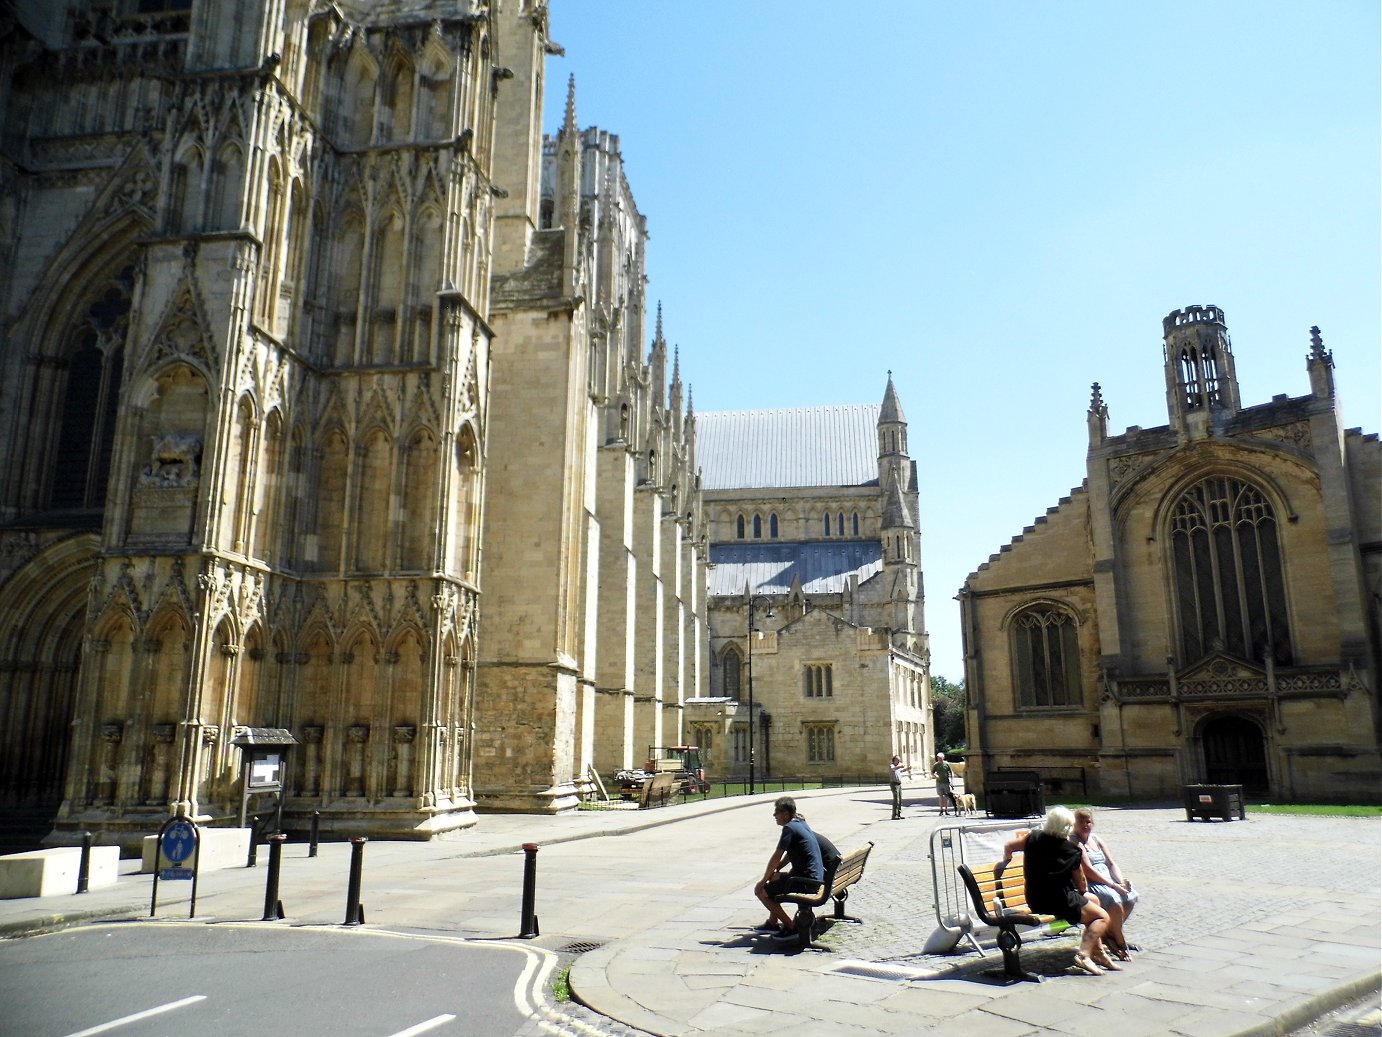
top-left (955, 793), bottom-right (977, 815)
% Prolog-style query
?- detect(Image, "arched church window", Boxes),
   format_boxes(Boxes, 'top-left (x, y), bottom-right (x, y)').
top-left (822, 513), bottom-right (830, 537)
top-left (852, 512), bottom-right (860, 536)
top-left (736, 514), bottom-right (745, 540)
top-left (50, 267), bottom-right (132, 510)
top-left (1011, 605), bottom-right (1081, 708)
top-left (752, 514), bottom-right (762, 539)
top-left (722, 646), bottom-right (742, 699)
top-left (769, 513), bottom-right (779, 538)
top-left (1170, 475), bottom-right (1291, 665)
top-left (837, 512), bottom-right (845, 536)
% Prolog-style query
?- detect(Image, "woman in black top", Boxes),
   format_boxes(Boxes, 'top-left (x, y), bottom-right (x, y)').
top-left (999, 806), bottom-right (1116, 975)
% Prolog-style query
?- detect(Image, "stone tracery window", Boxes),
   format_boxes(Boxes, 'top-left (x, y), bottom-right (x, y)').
top-left (1011, 605), bottom-right (1081, 708)
top-left (49, 267), bottom-right (132, 510)
top-left (805, 724), bottom-right (835, 763)
top-left (721, 645), bottom-right (742, 698)
top-left (1170, 475), bottom-right (1291, 665)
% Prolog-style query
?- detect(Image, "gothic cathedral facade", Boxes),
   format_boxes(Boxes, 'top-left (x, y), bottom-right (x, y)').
top-left (0, 0), bottom-right (705, 849)
top-left (961, 307), bottom-right (1381, 804)
top-left (692, 377), bottom-right (933, 783)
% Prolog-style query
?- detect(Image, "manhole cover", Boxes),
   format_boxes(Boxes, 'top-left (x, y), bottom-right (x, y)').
top-left (557, 941), bottom-right (604, 954)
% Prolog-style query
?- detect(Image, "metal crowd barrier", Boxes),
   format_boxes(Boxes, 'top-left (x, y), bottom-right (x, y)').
top-left (925, 817), bottom-right (1069, 956)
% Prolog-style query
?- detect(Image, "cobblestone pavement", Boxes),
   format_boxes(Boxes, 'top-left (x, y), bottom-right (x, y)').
top-left (832, 807), bottom-right (1382, 968)
top-left (552, 801), bottom-right (1382, 1037)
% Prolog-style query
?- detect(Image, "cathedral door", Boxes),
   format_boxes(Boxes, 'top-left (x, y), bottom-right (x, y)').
top-left (1201, 714), bottom-right (1268, 794)
top-left (0, 539), bottom-right (97, 850)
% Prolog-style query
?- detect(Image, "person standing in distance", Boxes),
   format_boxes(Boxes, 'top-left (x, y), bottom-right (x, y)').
top-left (931, 752), bottom-right (956, 815)
top-left (888, 755), bottom-right (910, 820)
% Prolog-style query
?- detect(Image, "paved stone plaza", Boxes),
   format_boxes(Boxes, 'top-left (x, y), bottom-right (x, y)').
top-left (1, 788), bottom-right (1377, 1036)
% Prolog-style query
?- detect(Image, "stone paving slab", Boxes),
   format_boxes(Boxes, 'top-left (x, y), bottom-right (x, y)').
top-left (0, 791), bottom-right (1377, 1037)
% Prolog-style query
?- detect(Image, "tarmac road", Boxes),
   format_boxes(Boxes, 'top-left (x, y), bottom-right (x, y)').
top-left (0, 788), bottom-right (1377, 1037)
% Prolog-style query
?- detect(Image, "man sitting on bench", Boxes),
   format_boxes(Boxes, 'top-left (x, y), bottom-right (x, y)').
top-left (754, 796), bottom-right (835, 943)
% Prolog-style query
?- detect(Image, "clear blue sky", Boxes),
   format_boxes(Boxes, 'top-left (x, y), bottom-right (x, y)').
top-left (539, 2), bottom-right (1381, 683)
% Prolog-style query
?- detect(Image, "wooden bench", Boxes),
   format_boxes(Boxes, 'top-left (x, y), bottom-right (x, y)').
top-left (957, 859), bottom-right (1073, 983)
top-left (638, 772), bottom-right (679, 809)
top-left (775, 841), bottom-right (874, 950)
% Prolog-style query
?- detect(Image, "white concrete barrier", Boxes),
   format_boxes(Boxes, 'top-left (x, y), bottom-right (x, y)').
top-left (140, 828), bottom-right (250, 874)
top-left (0, 846), bottom-right (120, 899)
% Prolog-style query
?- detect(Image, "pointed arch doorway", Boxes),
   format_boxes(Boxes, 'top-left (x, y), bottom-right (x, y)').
top-left (0, 536), bottom-right (100, 850)
top-left (1201, 714), bottom-right (1268, 794)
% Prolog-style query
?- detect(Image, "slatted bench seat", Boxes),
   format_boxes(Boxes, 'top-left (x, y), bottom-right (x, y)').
top-left (638, 772), bottom-right (679, 809)
top-left (957, 859), bottom-right (1074, 983)
top-left (775, 841), bottom-right (874, 950)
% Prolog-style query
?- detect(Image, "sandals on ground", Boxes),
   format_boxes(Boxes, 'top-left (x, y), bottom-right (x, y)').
top-left (1072, 952), bottom-right (1105, 976)
top-left (1090, 949), bottom-right (1123, 971)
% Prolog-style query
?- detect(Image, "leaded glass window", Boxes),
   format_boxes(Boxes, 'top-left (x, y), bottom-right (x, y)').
top-left (1012, 606), bottom-right (1081, 708)
top-left (722, 647), bottom-right (742, 698)
top-left (1170, 476), bottom-right (1291, 665)
top-left (806, 725), bottom-right (835, 763)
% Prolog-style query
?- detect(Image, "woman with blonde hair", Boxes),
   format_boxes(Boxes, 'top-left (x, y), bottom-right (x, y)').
top-left (998, 806), bottom-right (1117, 975)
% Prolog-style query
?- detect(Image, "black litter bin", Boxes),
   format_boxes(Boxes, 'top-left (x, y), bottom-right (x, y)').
top-left (1183, 783), bottom-right (1246, 821)
top-left (984, 770), bottom-right (1046, 819)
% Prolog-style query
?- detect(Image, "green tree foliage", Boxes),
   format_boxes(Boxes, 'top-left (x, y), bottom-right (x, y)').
top-left (930, 674), bottom-right (967, 755)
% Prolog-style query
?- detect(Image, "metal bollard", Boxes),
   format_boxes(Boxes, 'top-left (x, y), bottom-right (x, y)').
top-left (309, 810), bottom-right (320, 858)
top-left (262, 834), bottom-right (287, 920)
top-left (519, 842), bottom-right (540, 939)
top-left (343, 836), bottom-right (367, 925)
top-left (76, 831), bottom-right (93, 894)
top-left (246, 815), bottom-right (259, 868)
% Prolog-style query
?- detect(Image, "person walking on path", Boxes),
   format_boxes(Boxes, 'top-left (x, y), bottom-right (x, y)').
top-left (753, 796), bottom-right (825, 942)
top-left (888, 755), bottom-right (910, 819)
top-left (931, 752), bottom-right (956, 815)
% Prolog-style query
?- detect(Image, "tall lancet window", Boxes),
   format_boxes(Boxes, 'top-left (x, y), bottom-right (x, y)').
top-left (1179, 342), bottom-right (1225, 410)
top-left (1170, 476), bottom-right (1291, 666)
top-left (51, 267), bottom-right (133, 509)
top-left (1178, 347), bottom-right (1202, 409)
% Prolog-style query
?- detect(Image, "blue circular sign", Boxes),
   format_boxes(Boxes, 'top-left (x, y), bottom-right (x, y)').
top-left (162, 819), bottom-right (196, 864)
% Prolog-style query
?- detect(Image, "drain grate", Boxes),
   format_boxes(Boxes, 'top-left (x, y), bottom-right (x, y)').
top-left (1322, 1024), bottom-right (1380, 1037)
top-left (557, 941), bottom-right (604, 954)
top-left (830, 961), bottom-right (934, 983)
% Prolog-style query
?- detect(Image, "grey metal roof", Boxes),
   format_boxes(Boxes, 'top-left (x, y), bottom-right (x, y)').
top-left (697, 405), bottom-right (880, 490)
top-left (708, 541), bottom-right (883, 596)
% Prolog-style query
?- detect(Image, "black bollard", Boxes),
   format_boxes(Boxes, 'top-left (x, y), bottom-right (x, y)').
top-left (76, 831), bottom-right (93, 894)
top-left (309, 810), bottom-right (320, 858)
top-left (519, 842), bottom-right (540, 938)
top-left (343, 837), bottom-right (367, 925)
top-left (262, 834), bottom-right (287, 920)
top-left (246, 815), bottom-right (259, 868)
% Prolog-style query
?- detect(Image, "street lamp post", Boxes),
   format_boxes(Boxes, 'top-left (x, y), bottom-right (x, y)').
top-left (746, 595), bottom-right (774, 796)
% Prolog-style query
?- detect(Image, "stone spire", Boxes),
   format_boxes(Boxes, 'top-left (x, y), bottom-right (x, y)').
top-left (1087, 381), bottom-right (1109, 443)
top-left (670, 346), bottom-right (684, 437)
top-left (1307, 325), bottom-right (1336, 399)
top-left (877, 371), bottom-right (909, 490)
top-left (556, 74), bottom-right (581, 297)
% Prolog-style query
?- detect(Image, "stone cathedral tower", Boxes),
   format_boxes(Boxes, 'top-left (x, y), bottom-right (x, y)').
top-left (476, 62), bottom-right (707, 812)
top-left (0, 0), bottom-right (701, 849)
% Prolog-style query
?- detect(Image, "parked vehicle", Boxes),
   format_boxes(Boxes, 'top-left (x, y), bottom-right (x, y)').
top-left (614, 745), bottom-right (709, 798)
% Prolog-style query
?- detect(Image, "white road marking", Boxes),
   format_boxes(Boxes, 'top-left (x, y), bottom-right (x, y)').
top-left (387, 1014), bottom-right (457, 1036)
top-left (61, 994), bottom-right (207, 1037)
